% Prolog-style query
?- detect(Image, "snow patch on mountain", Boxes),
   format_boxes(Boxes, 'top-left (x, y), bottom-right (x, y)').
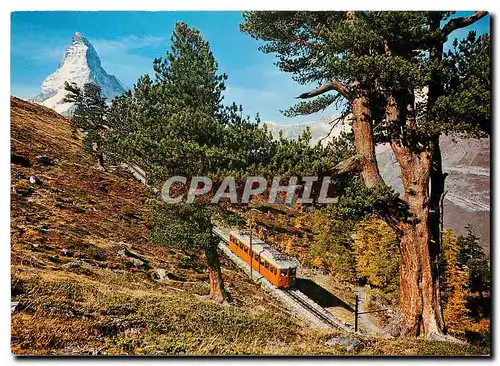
top-left (31, 32), bottom-right (125, 114)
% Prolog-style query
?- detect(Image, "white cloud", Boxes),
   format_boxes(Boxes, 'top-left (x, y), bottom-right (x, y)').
top-left (92, 35), bottom-right (166, 55)
top-left (91, 35), bottom-right (167, 88)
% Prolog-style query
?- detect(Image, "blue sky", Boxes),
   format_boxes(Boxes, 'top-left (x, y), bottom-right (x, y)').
top-left (11, 11), bottom-right (490, 123)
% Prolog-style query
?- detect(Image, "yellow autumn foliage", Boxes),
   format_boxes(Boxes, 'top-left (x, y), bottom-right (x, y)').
top-left (442, 229), bottom-right (490, 336)
top-left (354, 217), bottom-right (400, 290)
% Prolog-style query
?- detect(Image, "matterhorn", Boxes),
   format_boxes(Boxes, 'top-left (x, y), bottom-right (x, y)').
top-left (31, 32), bottom-right (125, 114)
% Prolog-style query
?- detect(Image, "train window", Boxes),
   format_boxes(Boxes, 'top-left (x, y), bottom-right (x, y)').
top-left (253, 253), bottom-right (259, 261)
top-left (264, 262), bottom-right (269, 269)
top-left (270, 266), bottom-right (276, 274)
top-left (280, 269), bottom-right (288, 277)
top-left (260, 258), bottom-right (265, 266)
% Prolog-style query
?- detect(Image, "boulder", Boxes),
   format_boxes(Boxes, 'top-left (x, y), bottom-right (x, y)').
top-left (11, 301), bottom-right (20, 313)
top-left (118, 248), bottom-right (149, 268)
top-left (325, 334), bottom-right (369, 352)
top-left (149, 268), bottom-right (168, 281)
top-left (36, 155), bottom-right (57, 166)
top-left (29, 175), bottom-right (42, 185)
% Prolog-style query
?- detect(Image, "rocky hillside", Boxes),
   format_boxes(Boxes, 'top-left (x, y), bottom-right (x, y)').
top-left (10, 97), bottom-right (488, 355)
top-left (10, 97), bottom-right (300, 355)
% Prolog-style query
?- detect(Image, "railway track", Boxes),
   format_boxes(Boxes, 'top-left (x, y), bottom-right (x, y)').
top-left (213, 227), bottom-right (353, 331)
top-left (283, 288), bottom-right (346, 330)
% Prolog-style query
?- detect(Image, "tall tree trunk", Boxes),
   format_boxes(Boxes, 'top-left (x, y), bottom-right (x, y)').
top-left (347, 12), bottom-right (384, 189)
top-left (351, 97), bottom-right (385, 188)
top-left (205, 241), bottom-right (227, 303)
top-left (385, 94), bottom-right (451, 340)
top-left (425, 13), bottom-right (448, 334)
top-left (391, 141), bottom-right (447, 338)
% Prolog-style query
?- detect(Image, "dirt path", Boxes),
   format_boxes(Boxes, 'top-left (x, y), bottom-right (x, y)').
top-left (356, 286), bottom-right (384, 335)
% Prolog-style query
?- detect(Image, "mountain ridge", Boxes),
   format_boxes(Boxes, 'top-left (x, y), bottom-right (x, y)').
top-left (31, 32), bottom-right (125, 114)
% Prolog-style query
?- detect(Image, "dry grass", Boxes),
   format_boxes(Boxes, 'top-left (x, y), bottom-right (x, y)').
top-left (10, 97), bottom-right (489, 356)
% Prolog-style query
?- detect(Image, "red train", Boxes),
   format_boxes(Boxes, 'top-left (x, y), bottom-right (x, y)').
top-left (228, 230), bottom-right (298, 288)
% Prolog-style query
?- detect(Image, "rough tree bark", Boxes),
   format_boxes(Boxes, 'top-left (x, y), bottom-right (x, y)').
top-left (419, 11), bottom-right (488, 336)
top-left (428, 139), bottom-right (447, 332)
top-left (295, 11), bottom-right (486, 339)
top-left (351, 97), bottom-right (385, 188)
top-left (298, 83), bottom-right (384, 188)
top-left (346, 10), bottom-right (384, 188)
top-left (390, 140), bottom-right (445, 338)
top-left (385, 94), bottom-right (456, 340)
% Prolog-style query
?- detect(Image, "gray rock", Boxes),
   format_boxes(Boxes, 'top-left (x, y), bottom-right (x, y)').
top-left (61, 248), bottom-right (73, 257)
top-left (128, 257), bottom-right (145, 267)
top-left (62, 260), bottom-right (93, 270)
top-left (29, 175), bottom-right (42, 185)
top-left (325, 334), bottom-right (368, 352)
top-left (11, 301), bottom-right (20, 313)
top-left (149, 268), bottom-right (168, 281)
top-left (118, 248), bottom-right (149, 268)
top-left (62, 261), bottom-right (81, 269)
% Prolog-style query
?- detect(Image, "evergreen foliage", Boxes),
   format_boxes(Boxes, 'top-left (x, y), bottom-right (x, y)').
top-left (241, 10), bottom-right (490, 337)
top-left (103, 22), bottom-right (276, 302)
top-left (64, 81), bottom-right (108, 166)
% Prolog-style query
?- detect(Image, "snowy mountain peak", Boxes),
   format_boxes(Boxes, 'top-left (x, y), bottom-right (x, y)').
top-left (72, 31), bottom-right (84, 42)
top-left (31, 32), bottom-right (125, 114)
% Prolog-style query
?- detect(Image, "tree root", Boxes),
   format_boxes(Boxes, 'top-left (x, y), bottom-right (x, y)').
top-left (426, 332), bottom-right (465, 344)
top-left (382, 314), bottom-right (465, 344)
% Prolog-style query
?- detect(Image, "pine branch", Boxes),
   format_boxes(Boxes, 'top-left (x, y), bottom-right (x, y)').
top-left (297, 80), bottom-right (353, 100)
top-left (319, 112), bottom-right (349, 144)
top-left (442, 11), bottom-right (488, 37)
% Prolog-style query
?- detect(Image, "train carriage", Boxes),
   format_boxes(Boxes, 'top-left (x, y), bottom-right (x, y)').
top-left (228, 230), bottom-right (298, 288)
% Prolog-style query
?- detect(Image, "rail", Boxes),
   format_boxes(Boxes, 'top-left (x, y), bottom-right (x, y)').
top-left (283, 288), bottom-right (350, 330)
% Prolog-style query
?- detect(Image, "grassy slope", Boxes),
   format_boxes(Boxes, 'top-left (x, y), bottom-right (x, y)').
top-left (10, 97), bottom-right (488, 356)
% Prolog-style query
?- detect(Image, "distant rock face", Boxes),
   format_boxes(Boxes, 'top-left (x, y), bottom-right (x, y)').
top-left (377, 136), bottom-right (490, 250)
top-left (266, 120), bottom-right (490, 249)
top-left (263, 118), bottom-right (350, 145)
top-left (31, 32), bottom-right (125, 114)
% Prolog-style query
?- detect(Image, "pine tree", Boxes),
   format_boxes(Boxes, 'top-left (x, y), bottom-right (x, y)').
top-left (105, 22), bottom-right (269, 303)
top-left (241, 11), bottom-right (490, 339)
top-left (64, 82), bottom-right (108, 167)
